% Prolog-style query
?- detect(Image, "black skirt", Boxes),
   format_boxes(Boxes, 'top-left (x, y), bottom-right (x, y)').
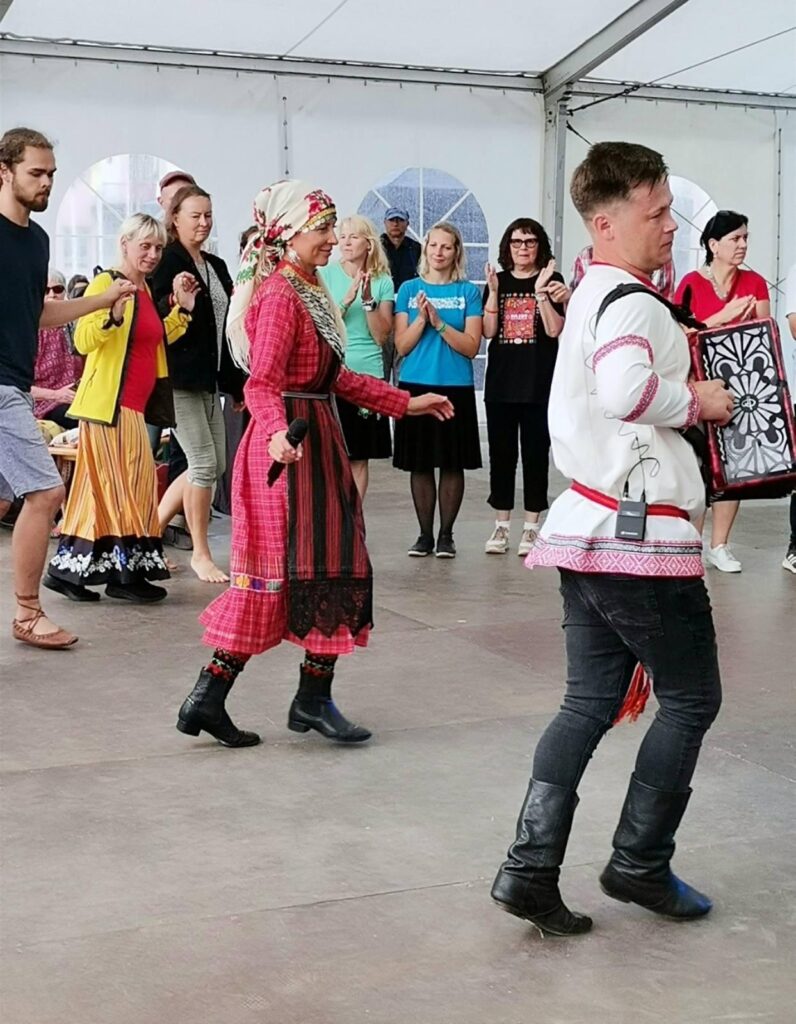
top-left (336, 394), bottom-right (392, 461)
top-left (393, 383), bottom-right (482, 471)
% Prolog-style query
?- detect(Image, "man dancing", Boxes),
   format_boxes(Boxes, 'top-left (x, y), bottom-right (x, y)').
top-left (491, 142), bottom-right (733, 936)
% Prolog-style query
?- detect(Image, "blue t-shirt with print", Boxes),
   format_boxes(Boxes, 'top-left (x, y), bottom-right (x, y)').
top-left (395, 279), bottom-right (482, 387)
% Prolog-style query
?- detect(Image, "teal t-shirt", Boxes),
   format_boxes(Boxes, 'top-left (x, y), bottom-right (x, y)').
top-left (319, 262), bottom-right (394, 378)
top-left (395, 278), bottom-right (482, 387)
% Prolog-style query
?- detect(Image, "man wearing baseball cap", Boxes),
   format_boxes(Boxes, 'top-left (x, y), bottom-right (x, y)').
top-left (158, 169), bottom-right (196, 214)
top-left (381, 207), bottom-right (421, 291)
top-left (381, 208), bottom-right (422, 382)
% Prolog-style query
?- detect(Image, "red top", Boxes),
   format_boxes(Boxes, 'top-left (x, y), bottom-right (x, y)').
top-left (120, 289), bottom-right (163, 413)
top-left (33, 326), bottom-right (84, 418)
top-left (675, 269), bottom-right (769, 323)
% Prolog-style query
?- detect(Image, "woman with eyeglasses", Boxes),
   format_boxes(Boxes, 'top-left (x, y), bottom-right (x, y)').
top-left (482, 219), bottom-right (566, 557)
top-left (675, 209), bottom-right (770, 574)
top-left (31, 269), bottom-right (83, 429)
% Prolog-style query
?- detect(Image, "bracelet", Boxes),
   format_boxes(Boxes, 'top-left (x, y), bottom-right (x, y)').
top-left (340, 302), bottom-right (351, 315)
top-left (362, 299), bottom-right (377, 312)
top-left (534, 294), bottom-right (549, 303)
top-left (435, 321), bottom-right (448, 335)
top-left (177, 305), bottom-right (192, 317)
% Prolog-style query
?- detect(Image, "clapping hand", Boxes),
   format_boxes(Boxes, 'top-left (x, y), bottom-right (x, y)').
top-left (535, 258), bottom-right (557, 293)
top-left (484, 262), bottom-right (499, 296)
top-left (173, 272), bottom-right (200, 312)
top-left (719, 294), bottom-right (756, 325)
top-left (417, 292), bottom-right (441, 329)
top-left (545, 279), bottom-right (570, 305)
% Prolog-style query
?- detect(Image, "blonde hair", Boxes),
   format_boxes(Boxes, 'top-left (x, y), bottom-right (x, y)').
top-left (419, 221), bottom-right (466, 282)
top-left (118, 213), bottom-right (167, 260)
top-left (339, 214), bottom-right (391, 278)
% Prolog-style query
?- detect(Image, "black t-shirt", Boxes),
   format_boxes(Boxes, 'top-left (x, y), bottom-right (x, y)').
top-left (0, 213), bottom-right (50, 391)
top-left (483, 269), bottom-right (564, 404)
top-left (382, 234), bottom-right (422, 290)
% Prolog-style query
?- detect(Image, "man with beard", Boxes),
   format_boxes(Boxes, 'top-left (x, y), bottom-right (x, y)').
top-left (0, 127), bottom-right (134, 649)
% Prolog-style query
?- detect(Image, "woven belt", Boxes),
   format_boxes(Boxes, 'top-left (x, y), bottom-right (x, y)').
top-left (571, 481), bottom-right (690, 521)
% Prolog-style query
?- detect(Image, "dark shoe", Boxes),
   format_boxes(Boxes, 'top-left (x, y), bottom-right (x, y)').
top-left (288, 697), bottom-right (372, 743)
top-left (599, 774), bottom-right (712, 920)
top-left (491, 779), bottom-right (592, 937)
top-left (435, 534), bottom-right (456, 558)
top-left (43, 573), bottom-right (100, 602)
top-left (105, 581), bottom-right (168, 603)
top-left (162, 524), bottom-right (193, 551)
top-left (408, 534), bottom-right (434, 557)
top-left (176, 669), bottom-right (260, 747)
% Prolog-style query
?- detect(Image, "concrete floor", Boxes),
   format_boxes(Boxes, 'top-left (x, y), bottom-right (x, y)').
top-left (1, 458), bottom-right (795, 1024)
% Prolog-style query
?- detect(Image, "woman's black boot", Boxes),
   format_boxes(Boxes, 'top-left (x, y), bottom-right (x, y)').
top-left (176, 669), bottom-right (260, 747)
top-left (599, 774), bottom-right (711, 919)
top-left (287, 665), bottom-right (371, 743)
top-left (491, 779), bottom-right (592, 937)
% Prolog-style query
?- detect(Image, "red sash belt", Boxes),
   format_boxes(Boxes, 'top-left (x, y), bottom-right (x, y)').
top-left (571, 481), bottom-right (690, 521)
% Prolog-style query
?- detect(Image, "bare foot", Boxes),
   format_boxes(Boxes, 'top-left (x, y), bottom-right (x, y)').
top-left (165, 556), bottom-right (180, 572)
top-left (190, 555), bottom-right (229, 583)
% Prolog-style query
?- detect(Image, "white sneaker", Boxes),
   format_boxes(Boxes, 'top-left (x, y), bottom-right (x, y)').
top-left (705, 544), bottom-right (742, 573)
top-left (518, 526), bottom-right (540, 557)
top-left (783, 547), bottom-right (796, 574)
top-left (485, 524), bottom-right (510, 554)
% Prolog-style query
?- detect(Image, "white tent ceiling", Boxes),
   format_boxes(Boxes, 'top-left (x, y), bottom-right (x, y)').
top-left (1, 0), bottom-right (794, 95)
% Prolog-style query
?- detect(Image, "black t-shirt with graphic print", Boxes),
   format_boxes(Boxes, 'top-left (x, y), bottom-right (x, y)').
top-left (483, 269), bottom-right (564, 404)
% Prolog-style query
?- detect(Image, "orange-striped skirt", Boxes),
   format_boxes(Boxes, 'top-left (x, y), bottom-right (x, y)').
top-left (48, 407), bottom-right (169, 586)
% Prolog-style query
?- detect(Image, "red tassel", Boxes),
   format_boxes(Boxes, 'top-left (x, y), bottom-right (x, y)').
top-left (613, 662), bottom-right (651, 725)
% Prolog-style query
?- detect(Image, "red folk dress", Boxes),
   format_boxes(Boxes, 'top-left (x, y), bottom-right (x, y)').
top-left (200, 265), bottom-right (410, 656)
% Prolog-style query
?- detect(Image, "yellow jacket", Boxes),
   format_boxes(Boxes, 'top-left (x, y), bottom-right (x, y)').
top-left (68, 271), bottom-right (190, 427)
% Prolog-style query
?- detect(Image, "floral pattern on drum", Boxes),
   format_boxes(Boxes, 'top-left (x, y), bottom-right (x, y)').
top-left (699, 320), bottom-right (795, 484)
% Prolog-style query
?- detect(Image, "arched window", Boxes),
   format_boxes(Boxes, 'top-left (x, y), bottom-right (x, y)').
top-left (55, 154), bottom-right (215, 280)
top-left (669, 175), bottom-right (717, 281)
top-left (358, 167), bottom-right (489, 285)
top-left (359, 167), bottom-right (489, 388)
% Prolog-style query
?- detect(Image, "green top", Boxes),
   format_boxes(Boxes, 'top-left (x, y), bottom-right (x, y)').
top-left (319, 262), bottom-right (394, 377)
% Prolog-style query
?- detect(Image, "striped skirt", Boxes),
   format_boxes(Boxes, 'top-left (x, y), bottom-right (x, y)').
top-left (48, 407), bottom-right (169, 587)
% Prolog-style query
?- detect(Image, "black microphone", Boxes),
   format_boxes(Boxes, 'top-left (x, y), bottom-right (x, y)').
top-left (267, 417), bottom-right (308, 486)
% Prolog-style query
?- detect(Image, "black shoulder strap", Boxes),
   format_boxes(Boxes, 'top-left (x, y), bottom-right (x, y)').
top-left (595, 282), bottom-right (705, 332)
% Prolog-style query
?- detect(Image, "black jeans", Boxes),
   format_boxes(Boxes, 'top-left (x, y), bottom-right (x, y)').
top-left (485, 400), bottom-right (550, 513)
top-left (533, 570), bottom-right (722, 794)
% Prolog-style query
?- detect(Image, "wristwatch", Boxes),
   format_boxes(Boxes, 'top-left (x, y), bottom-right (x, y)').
top-left (362, 299), bottom-right (378, 312)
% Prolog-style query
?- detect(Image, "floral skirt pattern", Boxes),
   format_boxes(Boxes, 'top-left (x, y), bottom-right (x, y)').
top-left (49, 407), bottom-right (169, 586)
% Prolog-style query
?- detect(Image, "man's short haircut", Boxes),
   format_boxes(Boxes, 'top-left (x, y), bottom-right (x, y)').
top-left (570, 142), bottom-right (668, 218)
top-left (0, 127), bottom-right (54, 171)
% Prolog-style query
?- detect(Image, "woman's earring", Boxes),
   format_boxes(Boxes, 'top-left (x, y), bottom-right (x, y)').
top-left (286, 246), bottom-right (301, 266)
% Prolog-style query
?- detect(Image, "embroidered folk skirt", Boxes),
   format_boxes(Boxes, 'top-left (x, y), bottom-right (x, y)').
top-left (200, 393), bottom-right (373, 656)
top-left (48, 407), bottom-right (169, 587)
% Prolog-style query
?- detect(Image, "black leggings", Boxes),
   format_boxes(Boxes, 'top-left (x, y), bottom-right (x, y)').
top-left (485, 401), bottom-right (550, 513)
top-left (410, 469), bottom-right (465, 539)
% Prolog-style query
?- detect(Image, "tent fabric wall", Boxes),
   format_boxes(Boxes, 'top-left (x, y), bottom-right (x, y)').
top-left (562, 98), bottom-right (795, 303)
top-left (0, 54), bottom-right (542, 271)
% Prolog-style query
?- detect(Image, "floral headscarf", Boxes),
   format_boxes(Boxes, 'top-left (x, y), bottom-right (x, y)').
top-left (227, 180), bottom-right (340, 370)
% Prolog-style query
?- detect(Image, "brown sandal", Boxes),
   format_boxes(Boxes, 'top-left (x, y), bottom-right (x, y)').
top-left (12, 594), bottom-right (78, 650)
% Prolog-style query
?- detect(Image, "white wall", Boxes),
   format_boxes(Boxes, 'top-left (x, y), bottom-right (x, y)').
top-left (0, 54), bottom-right (542, 269)
top-left (562, 96), bottom-right (792, 299)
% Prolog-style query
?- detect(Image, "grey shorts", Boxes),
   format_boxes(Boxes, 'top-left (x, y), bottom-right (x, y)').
top-left (172, 388), bottom-right (227, 489)
top-left (0, 385), bottom-right (64, 502)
